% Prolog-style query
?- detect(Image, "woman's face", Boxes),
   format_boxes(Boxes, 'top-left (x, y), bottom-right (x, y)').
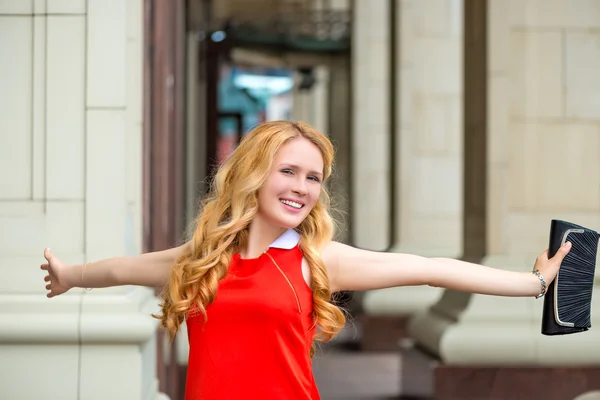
top-left (256, 137), bottom-right (324, 230)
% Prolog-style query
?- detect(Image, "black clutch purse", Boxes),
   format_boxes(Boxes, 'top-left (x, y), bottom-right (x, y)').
top-left (541, 220), bottom-right (599, 336)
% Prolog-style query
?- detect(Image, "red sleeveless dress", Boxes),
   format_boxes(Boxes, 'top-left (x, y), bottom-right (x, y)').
top-left (184, 230), bottom-right (319, 399)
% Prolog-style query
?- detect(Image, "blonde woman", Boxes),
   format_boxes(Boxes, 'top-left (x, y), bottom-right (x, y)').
top-left (41, 121), bottom-right (571, 400)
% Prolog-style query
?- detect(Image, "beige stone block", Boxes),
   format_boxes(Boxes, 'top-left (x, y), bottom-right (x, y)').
top-left (0, 202), bottom-right (44, 255)
top-left (506, 212), bottom-right (600, 257)
top-left (125, 202), bottom-right (142, 256)
top-left (366, 84), bottom-right (390, 122)
top-left (0, 201), bottom-right (84, 256)
top-left (414, 94), bottom-right (461, 156)
top-left (353, 58), bottom-right (382, 90)
top-left (0, 207), bottom-right (37, 258)
top-left (352, 0), bottom-right (390, 252)
top-left (367, 41), bottom-right (390, 85)
top-left (507, 123), bottom-right (538, 209)
top-left (32, 16), bottom-right (46, 200)
top-left (353, 0), bottom-right (388, 49)
top-left (355, 129), bottom-right (390, 174)
top-left (87, 0), bottom-right (127, 108)
top-left (351, 5), bottom-right (369, 53)
top-left (396, 126), bottom-right (415, 230)
top-left (0, 17), bottom-right (32, 199)
top-left (0, 345), bottom-right (79, 400)
top-left (565, 32), bottom-right (600, 120)
top-left (126, 0), bottom-right (143, 41)
top-left (0, 0), bottom-right (31, 14)
top-left (414, 0), bottom-right (462, 38)
top-left (352, 58), bottom-right (387, 100)
top-left (487, 163), bottom-right (509, 255)
top-left (311, 68), bottom-right (330, 135)
top-left (509, 30), bottom-right (563, 119)
top-left (508, 123), bottom-right (600, 211)
top-left (536, 124), bottom-right (600, 210)
top-left (46, 16), bottom-right (85, 200)
top-left (352, 167), bottom-right (391, 251)
top-left (352, 123), bottom-right (390, 225)
top-left (47, 0), bottom-right (86, 14)
top-left (125, 44), bottom-right (142, 205)
top-left (80, 345), bottom-right (141, 399)
top-left (404, 214), bottom-right (462, 253)
top-left (410, 156), bottom-right (462, 215)
top-left (86, 110), bottom-right (127, 261)
top-left (355, 82), bottom-right (389, 126)
top-left (33, 0), bottom-right (44, 13)
top-left (125, 1), bottom-right (142, 208)
top-left (1, 253), bottom-right (82, 293)
top-left (488, 75), bottom-right (510, 164)
top-left (47, 201), bottom-right (86, 254)
top-left (398, 0), bottom-right (414, 67)
top-left (488, 0), bottom-right (510, 74)
top-left (366, 0), bottom-right (388, 41)
top-left (398, 67), bottom-right (413, 128)
top-left (508, 0), bottom-right (600, 29)
top-left (414, 37), bottom-right (462, 95)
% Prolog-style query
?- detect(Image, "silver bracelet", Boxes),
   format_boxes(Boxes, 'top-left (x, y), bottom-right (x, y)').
top-left (532, 269), bottom-right (547, 299)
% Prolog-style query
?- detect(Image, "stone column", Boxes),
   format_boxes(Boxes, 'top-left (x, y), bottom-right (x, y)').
top-left (291, 66), bottom-right (329, 135)
top-left (410, 1), bottom-right (600, 398)
top-left (351, 0), bottom-right (391, 251)
top-left (0, 1), bottom-right (164, 399)
top-left (361, 0), bottom-right (463, 349)
top-left (327, 56), bottom-right (352, 244)
top-left (291, 71), bottom-right (311, 122)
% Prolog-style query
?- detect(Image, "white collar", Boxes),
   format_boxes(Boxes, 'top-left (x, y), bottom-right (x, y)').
top-left (268, 229), bottom-right (301, 249)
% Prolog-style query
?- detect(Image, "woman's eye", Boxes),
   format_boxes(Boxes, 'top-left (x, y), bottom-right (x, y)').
top-left (281, 169), bottom-right (293, 175)
top-left (308, 176), bottom-right (321, 183)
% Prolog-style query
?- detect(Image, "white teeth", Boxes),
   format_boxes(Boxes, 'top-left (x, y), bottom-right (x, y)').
top-left (280, 199), bottom-right (303, 209)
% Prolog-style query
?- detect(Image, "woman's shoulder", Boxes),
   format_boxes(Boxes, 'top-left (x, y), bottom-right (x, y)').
top-left (318, 241), bottom-right (348, 268)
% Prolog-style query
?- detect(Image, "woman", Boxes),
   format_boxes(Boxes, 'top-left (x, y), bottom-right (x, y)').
top-left (41, 121), bottom-right (571, 399)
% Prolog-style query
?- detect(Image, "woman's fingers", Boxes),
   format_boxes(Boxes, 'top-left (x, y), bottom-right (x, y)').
top-left (44, 248), bottom-right (53, 262)
top-left (551, 242), bottom-right (572, 267)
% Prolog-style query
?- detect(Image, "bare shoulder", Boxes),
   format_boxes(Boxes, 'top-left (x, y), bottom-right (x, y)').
top-left (318, 241), bottom-right (351, 291)
top-left (319, 240), bottom-right (345, 265)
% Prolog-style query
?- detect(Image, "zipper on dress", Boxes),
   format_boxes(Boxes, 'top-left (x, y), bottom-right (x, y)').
top-left (263, 251), bottom-right (303, 314)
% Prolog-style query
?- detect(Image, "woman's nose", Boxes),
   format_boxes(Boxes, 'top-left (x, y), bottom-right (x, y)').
top-left (292, 178), bottom-right (308, 195)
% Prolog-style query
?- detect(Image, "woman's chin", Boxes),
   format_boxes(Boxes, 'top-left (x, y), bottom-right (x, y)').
top-left (275, 214), bottom-right (306, 229)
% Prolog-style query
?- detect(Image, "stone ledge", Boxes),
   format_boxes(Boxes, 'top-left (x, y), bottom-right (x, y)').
top-left (0, 288), bottom-right (160, 344)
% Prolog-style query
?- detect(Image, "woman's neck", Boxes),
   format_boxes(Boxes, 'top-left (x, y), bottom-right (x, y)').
top-left (240, 218), bottom-right (286, 259)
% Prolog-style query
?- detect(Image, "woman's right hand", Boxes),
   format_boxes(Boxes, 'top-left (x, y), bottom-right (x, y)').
top-left (41, 248), bottom-right (73, 298)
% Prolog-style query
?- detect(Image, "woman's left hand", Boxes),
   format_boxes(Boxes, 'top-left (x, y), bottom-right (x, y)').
top-left (533, 241), bottom-right (572, 287)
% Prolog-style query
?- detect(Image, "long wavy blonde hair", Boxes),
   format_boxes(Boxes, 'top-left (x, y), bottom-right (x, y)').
top-left (156, 120), bottom-right (346, 353)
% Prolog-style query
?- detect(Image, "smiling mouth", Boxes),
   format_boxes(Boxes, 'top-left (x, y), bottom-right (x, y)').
top-left (280, 199), bottom-right (304, 209)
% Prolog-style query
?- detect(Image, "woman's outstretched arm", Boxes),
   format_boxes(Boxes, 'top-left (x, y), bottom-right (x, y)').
top-left (41, 243), bottom-right (190, 298)
top-left (323, 241), bottom-right (571, 296)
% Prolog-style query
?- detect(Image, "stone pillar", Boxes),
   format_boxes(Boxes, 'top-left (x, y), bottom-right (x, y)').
top-left (410, 1), bottom-right (600, 398)
top-left (291, 71), bottom-right (311, 122)
top-left (361, 0), bottom-right (463, 350)
top-left (327, 56), bottom-right (352, 244)
top-left (0, 1), bottom-right (164, 399)
top-left (351, 0), bottom-right (391, 251)
top-left (291, 67), bottom-right (329, 135)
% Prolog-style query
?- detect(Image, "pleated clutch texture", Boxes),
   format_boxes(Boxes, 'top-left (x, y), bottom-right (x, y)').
top-left (541, 220), bottom-right (600, 336)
